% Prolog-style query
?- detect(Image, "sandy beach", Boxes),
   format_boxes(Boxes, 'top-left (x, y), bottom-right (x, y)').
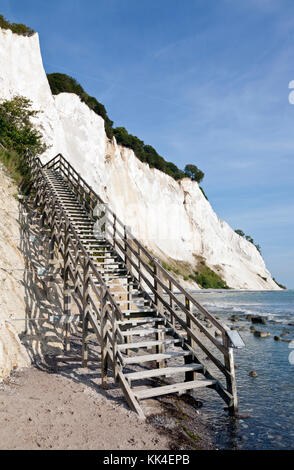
top-left (0, 354), bottom-right (215, 450)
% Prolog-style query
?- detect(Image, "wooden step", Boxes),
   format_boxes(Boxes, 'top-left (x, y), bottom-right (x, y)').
top-left (118, 338), bottom-right (183, 351)
top-left (49, 314), bottom-right (80, 324)
top-left (125, 364), bottom-right (203, 381)
top-left (106, 290), bottom-right (141, 297)
top-left (115, 300), bottom-right (151, 307)
top-left (103, 274), bottom-right (133, 280)
top-left (117, 317), bottom-right (164, 326)
top-left (73, 222), bottom-right (94, 226)
top-left (100, 268), bottom-right (127, 274)
top-left (123, 350), bottom-right (192, 365)
top-left (120, 327), bottom-right (173, 336)
top-left (94, 261), bottom-right (124, 266)
top-left (134, 379), bottom-right (216, 400)
top-left (121, 308), bottom-right (156, 315)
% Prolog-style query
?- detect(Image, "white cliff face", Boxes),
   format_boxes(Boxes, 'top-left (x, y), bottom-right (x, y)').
top-left (0, 162), bottom-right (31, 380)
top-left (0, 27), bottom-right (280, 290)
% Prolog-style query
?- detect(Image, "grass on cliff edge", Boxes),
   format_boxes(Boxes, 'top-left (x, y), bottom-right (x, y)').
top-left (0, 148), bottom-right (31, 194)
top-left (188, 262), bottom-right (229, 289)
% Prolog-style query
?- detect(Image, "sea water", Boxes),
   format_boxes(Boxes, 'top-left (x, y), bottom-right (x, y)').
top-left (189, 289), bottom-right (294, 450)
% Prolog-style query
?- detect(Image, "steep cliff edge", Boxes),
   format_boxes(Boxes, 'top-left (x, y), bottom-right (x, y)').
top-left (0, 26), bottom-right (280, 290)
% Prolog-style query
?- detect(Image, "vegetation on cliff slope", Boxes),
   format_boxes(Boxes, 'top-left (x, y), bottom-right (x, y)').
top-left (0, 96), bottom-right (47, 156)
top-left (0, 95), bottom-right (47, 192)
top-left (46, 72), bottom-right (205, 183)
top-left (273, 278), bottom-right (286, 290)
top-left (151, 255), bottom-right (228, 289)
top-left (0, 14), bottom-right (35, 36)
top-left (188, 261), bottom-right (229, 289)
top-left (235, 228), bottom-right (261, 253)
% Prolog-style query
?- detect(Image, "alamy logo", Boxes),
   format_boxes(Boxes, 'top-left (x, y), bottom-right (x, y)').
top-left (93, 202), bottom-right (108, 239)
top-left (288, 80), bottom-right (294, 104)
top-left (289, 342), bottom-right (294, 365)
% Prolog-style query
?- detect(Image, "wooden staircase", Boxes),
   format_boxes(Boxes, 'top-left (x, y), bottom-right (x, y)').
top-left (26, 150), bottom-right (244, 419)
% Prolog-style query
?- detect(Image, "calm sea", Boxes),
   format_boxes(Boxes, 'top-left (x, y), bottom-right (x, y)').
top-left (189, 289), bottom-right (294, 450)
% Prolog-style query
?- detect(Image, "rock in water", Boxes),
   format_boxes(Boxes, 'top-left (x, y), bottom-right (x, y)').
top-left (254, 331), bottom-right (270, 338)
top-left (249, 370), bottom-right (258, 377)
top-left (251, 316), bottom-right (267, 325)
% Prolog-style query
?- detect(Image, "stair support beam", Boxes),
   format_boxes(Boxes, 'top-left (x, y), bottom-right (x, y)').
top-left (222, 333), bottom-right (238, 415)
top-left (82, 257), bottom-right (90, 367)
top-left (63, 220), bottom-right (71, 352)
top-left (100, 288), bottom-right (109, 389)
top-left (154, 258), bottom-right (166, 368)
top-left (123, 226), bottom-right (133, 355)
top-left (184, 297), bottom-right (197, 382)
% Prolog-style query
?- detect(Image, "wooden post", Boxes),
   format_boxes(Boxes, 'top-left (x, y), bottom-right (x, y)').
top-left (169, 280), bottom-right (175, 327)
top-left (82, 258), bottom-right (90, 367)
top-left (112, 306), bottom-right (119, 382)
top-left (154, 259), bottom-right (166, 368)
top-left (63, 221), bottom-right (71, 353)
top-left (113, 214), bottom-right (117, 250)
top-left (47, 235), bottom-right (55, 300)
top-left (124, 226), bottom-right (132, 355)
top-left (101, 289), bottom-right (109, 389)
top-left (223, 333), bottom-right (238, 415)
top-left (185, 297), bottom-right (197, 381)
top-left (138, 246), bottom-right (141, 285)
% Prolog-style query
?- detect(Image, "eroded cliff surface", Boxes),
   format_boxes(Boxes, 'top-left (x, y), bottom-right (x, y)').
top-left (0, 162), bottom-right (30, 380)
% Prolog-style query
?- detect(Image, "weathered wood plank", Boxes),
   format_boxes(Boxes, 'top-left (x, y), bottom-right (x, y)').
top-left (134, 379), bottom-right (216, 399)
top-left (125, 364), bottom-right (203, 381)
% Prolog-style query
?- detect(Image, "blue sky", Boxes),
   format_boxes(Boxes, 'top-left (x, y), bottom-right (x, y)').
top-left (2, 0), bottom-right (294, 287)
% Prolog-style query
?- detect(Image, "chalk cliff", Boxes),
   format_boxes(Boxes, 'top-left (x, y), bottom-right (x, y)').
top-left (0, 161), bottom-right (30, 381)
top-left (0, 27), bottom-right (280, 290)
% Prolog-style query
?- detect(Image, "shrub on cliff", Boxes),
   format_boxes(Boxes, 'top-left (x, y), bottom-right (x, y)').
top-left (113, 127), bottom-right (186, 180)
top-left (0, 14), bottom-right (35, 36)
top-left (0, 95), bottom-right (48, 193)
top-left (0, 95), bottom-right (47, 156)
top-left (184, 164), bottom-right (204, 183)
